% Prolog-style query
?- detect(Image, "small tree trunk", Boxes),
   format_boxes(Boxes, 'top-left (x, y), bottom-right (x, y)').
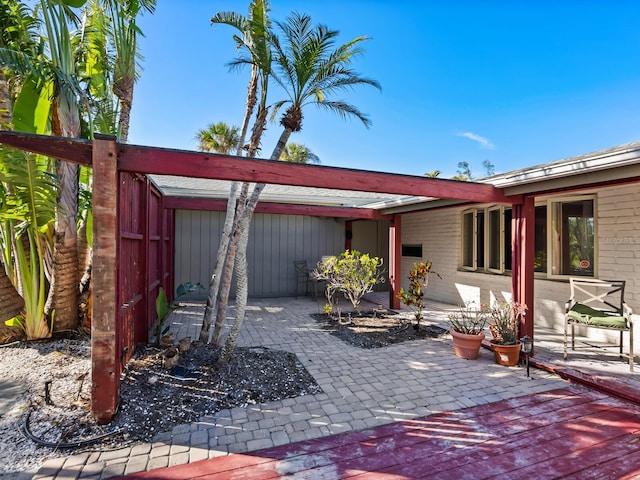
top-left (199, 183), bottom-right (240, 342)
top-left (211, 183), bottom-right (249, 344)
top-left (212, 231), bottom-right (238, 346)
top-left (219, 212), bottom-right (251, 363)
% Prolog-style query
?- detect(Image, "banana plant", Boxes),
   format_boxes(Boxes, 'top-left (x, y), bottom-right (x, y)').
top-left (0, 148), bottom-right (57, 340)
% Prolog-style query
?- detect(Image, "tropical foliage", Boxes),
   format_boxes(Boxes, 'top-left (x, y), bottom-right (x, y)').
top-left (0, 0), bottom-right (154, 341)
top-left (279, 142), bottom-right (319, 164)
top-left (196, 122), bottom-right (240, 154)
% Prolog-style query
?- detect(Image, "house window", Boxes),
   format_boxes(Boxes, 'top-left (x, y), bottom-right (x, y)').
top-left (549, 198), bottom-right (595, 277)
top-left (503, 208), bottom-right (512, 271)
top-left (534, 205), bottom-right (547, 272)
top-left (402, 244), bottom-right (423, 257)
top-left (461, 210), bottom-right (484, 269)
top-left (460, 196), bottom-right (595, 277)
top-left (487, 207), bottom-right (502, 272)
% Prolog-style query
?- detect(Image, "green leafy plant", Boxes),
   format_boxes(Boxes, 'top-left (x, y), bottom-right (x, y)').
top-left (0, 149), bottom-right (57, 340)
top-left (312, 250), bottom-right (385, 314)
top-left (149, 287), bottom-right (175, 347)
top-left (488, 300), bottom-right (527, 345)
top-left (448, 302), bottom-right (488, 335)
top-left (397, 261), bottom-right (440, 324)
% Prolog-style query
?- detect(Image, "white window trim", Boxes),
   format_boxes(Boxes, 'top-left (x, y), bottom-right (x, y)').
top-left (461, 209), bottom-right (477, 271)
top-left (543, 194), bottom-right (597, 280)
top-left (487, 205), bottom-right (505, 274)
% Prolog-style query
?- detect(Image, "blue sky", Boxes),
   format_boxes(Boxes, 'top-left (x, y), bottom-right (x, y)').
top-left (128, 1), bottom-right (640, 178)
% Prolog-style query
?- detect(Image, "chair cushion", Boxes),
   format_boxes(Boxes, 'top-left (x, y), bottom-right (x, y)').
top-left (568, 302), bottom-right (628, 329)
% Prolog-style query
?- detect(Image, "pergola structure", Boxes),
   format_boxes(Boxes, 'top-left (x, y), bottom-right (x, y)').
top-left (0, 131), bottom-right (534, 422)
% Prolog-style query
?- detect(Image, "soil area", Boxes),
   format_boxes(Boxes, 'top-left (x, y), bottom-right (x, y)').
top-left (0, 309), bottom-right (447, 478)
top-left (313, 309), bottom-right (448, 348)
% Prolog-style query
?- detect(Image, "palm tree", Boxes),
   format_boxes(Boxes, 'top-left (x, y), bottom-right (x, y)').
top-left (106, 0), bottom-right (156, 143)
top-left (425, 170), bottom-right (441, 178)
top-left (196, 122), bottom-right (240, 154)
top-left (220, 12), bottom-right (380, 362)
top-left (200, 0), bottom-right (272, 345)
top-left (267, 12), bottom-right (380, 160)
top-left (279, 142), bottom-right (320, 164)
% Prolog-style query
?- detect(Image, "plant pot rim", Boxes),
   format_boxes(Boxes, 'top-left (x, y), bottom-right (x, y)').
top-left (490, 340), bottom-right (520, 346)
top-left (450, 329), bottom-right (485, 337)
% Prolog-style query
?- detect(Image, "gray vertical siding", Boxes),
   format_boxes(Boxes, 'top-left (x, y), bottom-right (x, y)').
top-left (174, 210), bottom-right (346, 298)
top-left (351, 219), bottom-right (390, 291)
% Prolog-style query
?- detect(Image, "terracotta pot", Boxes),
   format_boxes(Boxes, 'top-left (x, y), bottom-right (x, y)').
top-left (450, 329), bottom-right (485, 360)
top-left (491, 342), bottom-right (521, 366)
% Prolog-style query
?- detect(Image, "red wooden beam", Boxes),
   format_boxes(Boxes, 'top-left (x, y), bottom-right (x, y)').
top-left (389, 215), bottom-right (402, 310)
top-left (91, 136), bottom-right (120, 423)
top-left (163, 196), bottom-right (390, 220)
top-left (0, 130), bottom-right (93, 166)
top-left (512, 195), bottom-right (535, 353)
top-left (120, 143), bottom-right (518, 204)
top-left (0, 132), bottom-right (519, 204)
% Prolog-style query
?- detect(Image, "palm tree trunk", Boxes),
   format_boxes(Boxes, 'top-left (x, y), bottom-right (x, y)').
top-left (117, 92), bottom-right (133, 143)
top-left (210, 182), bottom-right (249, 344)
top-left (47, 159), bottom-right (80, 331)
top-left (0, 70), bottom-right (11, 128)
top-left (212, 226), bottom-right (239, 346)
top-left (200, 66), bottom-right (258, 343)
top-left (200, 182), bottom-right (239, 342)
top-left (219, 210), bottom-right (251, 363)
top-left (217, 124), bottom-right (292, 359)
top-left (47, 97), bottom-right (80, 331)
top-left (270, 128), bottom-right (293, 160)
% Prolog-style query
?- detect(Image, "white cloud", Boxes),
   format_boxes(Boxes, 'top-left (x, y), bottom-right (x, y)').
top-left (457, 132), bottom-right (495, 149)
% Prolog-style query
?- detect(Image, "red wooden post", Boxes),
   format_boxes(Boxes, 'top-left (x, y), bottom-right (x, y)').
top-left (388, 215), bottom-right (401, 310)
top-left (91, 135), bottom-right (120, 423)
top-left (511, 195), bottom-right (535, 354)
top-left (345, 221), bottom-right (353, 251)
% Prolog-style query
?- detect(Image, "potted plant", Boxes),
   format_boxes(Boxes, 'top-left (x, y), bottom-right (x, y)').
top-left (448, 303), bottom-right (487, 359)
top-left (487, 300), bottom-right (527, 366)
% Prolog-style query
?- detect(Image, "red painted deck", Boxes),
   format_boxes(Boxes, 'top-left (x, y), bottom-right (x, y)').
top-left (119, 385), bottom-right (640, 479)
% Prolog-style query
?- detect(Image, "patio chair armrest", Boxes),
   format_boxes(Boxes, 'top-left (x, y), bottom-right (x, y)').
top-left (623, 302), bottom-right (633, 318)
top-left (565, 299), bottom-right (575, 314)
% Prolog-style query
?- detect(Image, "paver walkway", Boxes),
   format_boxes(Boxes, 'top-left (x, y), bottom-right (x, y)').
top-left (118, 384), bottom-right (640, 479)
top-left (32, 296), bottom-right (638, 479)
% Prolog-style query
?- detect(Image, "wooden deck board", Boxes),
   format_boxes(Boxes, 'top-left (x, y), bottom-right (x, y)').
top-left (121, 385), bottom-right (640, 480)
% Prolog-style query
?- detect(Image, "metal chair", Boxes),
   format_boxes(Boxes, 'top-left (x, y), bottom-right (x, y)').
top-left (564, 277), bottom-right (634, 371)
top-left (294, 261), bottom-right (312, 297)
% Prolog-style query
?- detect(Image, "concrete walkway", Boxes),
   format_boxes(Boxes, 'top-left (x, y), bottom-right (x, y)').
top-left (32, 296), bottom-right (636, 479)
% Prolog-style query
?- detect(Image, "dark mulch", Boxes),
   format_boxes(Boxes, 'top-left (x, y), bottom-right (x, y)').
top-left (312, 310), bottom-right (448, 349)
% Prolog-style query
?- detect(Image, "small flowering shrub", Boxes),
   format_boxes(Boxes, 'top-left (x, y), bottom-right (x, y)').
top-left (396, 261), bottom-right (440, 324)
top-left (312, 250), bottom-right (385, 314)
top-left (487, 300), bottom-right (527, 345)
top-left (448, 302), bottom-right (487, 335)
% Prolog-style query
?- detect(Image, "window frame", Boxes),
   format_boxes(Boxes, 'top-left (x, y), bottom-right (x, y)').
top-left (459, 194), bottom-right (596, 278)
top-left (461, 209), bottom-right (481, 271)
top-left (487, 205), bottom-right (504, 274)
top-left (543, 194), bottom-right (597, 280)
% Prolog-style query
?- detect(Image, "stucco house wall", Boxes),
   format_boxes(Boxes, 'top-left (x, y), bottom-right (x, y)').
top-left (400, 182), bottom-right (640, 353)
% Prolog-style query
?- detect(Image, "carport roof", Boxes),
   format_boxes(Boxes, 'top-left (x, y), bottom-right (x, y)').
top-left (151, 140), bottom-right (640, 213)
top-left (149, 175), bottom-right (419, 209)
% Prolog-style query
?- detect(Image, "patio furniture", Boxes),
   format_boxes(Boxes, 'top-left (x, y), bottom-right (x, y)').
top-left (293, 260), bottom-right (313, 297)
top-left (564, 277), bottom-right (634, 371)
